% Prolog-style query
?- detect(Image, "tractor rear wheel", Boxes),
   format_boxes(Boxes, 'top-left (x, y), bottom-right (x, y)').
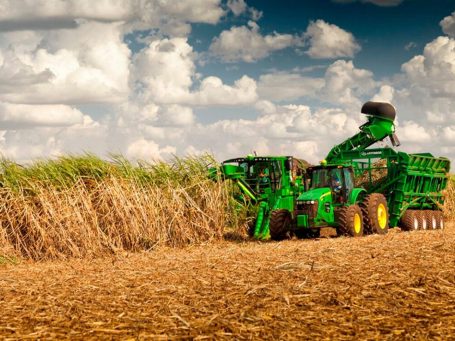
top-left (336, 205), bottom-right (364, 237)
top-left (269, 209), bottom-right (291, 241)
top-left (361, 193), bottom-right (389, 235)
top-left (400, 210), bottom-right (418, 231)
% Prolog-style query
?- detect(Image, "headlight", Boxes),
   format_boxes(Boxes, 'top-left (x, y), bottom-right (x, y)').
top-left (310, 200), bottom-right (315, 204)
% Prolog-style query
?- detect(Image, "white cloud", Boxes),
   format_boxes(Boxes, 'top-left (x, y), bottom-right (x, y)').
top-left (134, 37), bottom-right (258, 106)
top-left (192, 75), bottom-right (257, 106)
top-left (126, 138), bottom-right (176, 161)
top-left (209, 21), bottom-right (296, 62)
top-left (0, 102), bottom-right (85, 128)
top-left (0, 0), bottom-right (225, 35)
top-left (0, 21), bottom-right (131, 104)
top-left (320, 60), bottom-right (376, 107)
top-left (257, 60), bottom-right (377, 108)
top-left (371, 85), bottom-right (395, 102)
top-left (440, 11), bottom-right (455, 37)
top-left (226, 0), bottom-right (263, 21)
top-left (257, 72), bottom-right (324, 101)
top-left (399, 121), bottom-right (431, 143)
top-left (227, 0), bottom-right (247, 16)
top-left (304, 20), bottom-right (360, 59)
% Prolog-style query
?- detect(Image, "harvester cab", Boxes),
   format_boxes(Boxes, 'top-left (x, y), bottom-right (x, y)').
top-left (215, 155), bottom-right (306, 240)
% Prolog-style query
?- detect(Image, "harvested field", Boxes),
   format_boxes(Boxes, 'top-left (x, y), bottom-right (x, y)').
top-left (1, 223), bottom-right (454, 340)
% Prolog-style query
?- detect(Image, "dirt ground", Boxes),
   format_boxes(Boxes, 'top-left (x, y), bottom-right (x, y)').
top-left (1, 224), bottom-right (454, 340)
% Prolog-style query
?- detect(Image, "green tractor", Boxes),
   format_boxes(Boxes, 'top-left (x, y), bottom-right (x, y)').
top-left (215, 155), bottom-right (307, 240)
top-left (294, 101), bottom-right (450, 237)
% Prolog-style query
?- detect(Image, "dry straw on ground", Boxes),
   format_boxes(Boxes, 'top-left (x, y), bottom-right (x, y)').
top-left (0, 224), bottom-right (454, 339)
top-left (0, 155), bottom-right (235, 260)
top-left (444, 177), bottom-right (455, 220)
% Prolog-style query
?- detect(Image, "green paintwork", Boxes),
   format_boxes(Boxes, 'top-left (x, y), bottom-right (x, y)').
top-left (216, 156), bottom-right (305, 239)
top-left (295, 102), bottom-right (451, 232)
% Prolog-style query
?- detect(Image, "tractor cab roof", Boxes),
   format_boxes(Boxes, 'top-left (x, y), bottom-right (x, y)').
top-left (222, 156), bottom-right (293, 164)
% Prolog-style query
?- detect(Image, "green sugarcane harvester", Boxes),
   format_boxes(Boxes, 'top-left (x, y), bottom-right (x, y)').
top-left (216, 155), bottom-right (307, 239)
top-left (216, 101), bottom-right (451, 240)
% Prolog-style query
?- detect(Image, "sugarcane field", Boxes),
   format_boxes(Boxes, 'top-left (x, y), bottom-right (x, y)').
top-left (1, 1), bottom-right (455, 340)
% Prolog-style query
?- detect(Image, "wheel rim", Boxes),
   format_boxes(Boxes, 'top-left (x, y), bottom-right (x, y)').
top-left (413, 217), bottom-right (418, 230)
top-left (422, 218), bottom-right (427, 230)
top-left (354, 213), bottom-right (361, 234)
top-left (432, 216), bottom-right (437, 229)
top-left (377, 203), bottom-right (387, 229)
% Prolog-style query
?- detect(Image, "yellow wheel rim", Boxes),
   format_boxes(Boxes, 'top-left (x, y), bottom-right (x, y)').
top-left (377, 203), bottom-right (387, 229)
top-left (354, 213), bottom-right (361, 234)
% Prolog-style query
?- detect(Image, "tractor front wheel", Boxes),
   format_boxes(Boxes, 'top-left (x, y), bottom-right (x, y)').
top-left (361, 193), bottom-right (389, 235)
top-left (269, 209), bottom-right (292, 241)
top-left (336, 205), bottom-right (364, 237)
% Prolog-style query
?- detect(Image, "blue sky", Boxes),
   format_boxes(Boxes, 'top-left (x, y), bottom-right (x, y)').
top-left (0, 0), bottom-right (454, 164)
top-left (190, 0), bottom-right (455, 80)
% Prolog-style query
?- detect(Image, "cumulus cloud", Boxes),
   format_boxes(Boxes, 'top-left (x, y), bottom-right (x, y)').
top-left (304, 20), bottom-right (360, 59)
top-left (0, 21), bottom-right (131, 104)
top-left (320, 60), bottom-right (376, 108)
top-left (371, 85), bottom-right (395, 102)
top-left (440, 11), bottom-right (455, 37)
top-left (0, 0), bottom-right (225, 35)
top-left (209, 21), bottom-right (296, 62)
top-left (126, 138), bottom-right (176, 161)
top-left (257, 72), bottom-right (324, 101)
top-left (397, 35), bottom-right (455, 126)
top-left (134, 37), bottom-right (258, 106)
top-left (257, 60), bottom-right (376, 106)
top-left (0, 102), bottom-right (85, 128)
top-left (226, 0), bottom-right (263, 21)
top-left (227, 0), bottom-right (247, 16)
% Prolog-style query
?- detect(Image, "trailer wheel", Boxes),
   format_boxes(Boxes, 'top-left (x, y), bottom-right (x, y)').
top-left (269, 209), bottom-right (292, 241)
top-left (435, 211), bottom-right (445, 230)
top-left (361, 193), bottom-right (389, 235)
top-left (336, 205), bottom-right (364, 237)
top-left (400, 210), bottom-right (418, 231)
top-left (426, 211), bottom-right (438, 230)
top-left (416, 211), bottom-right (427, 230)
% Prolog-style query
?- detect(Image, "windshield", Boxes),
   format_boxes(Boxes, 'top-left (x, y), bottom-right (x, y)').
top-left (310, 168), bottom-right (344, 190)
top-left (225, 159), bottom-right (283, 192)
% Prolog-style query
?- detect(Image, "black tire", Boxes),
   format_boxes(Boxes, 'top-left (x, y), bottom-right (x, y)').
top-left (401, 210), bottom-right (418, 231)
top-left (435, 211), bottom-right (445, 230)
top-left (416, 211), bottom-right (427, 230)
top-left (425, 211), bottom-right (438, 230)
top-left (361, 193), bottom-right (389, 235)
top-left (335, 205), bottom-right (364, 237)
top-left (269, 209), bottom-right (291, 241)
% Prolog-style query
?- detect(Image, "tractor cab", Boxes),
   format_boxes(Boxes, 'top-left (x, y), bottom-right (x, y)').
top-left (307, 165), bottom-right (355, 204)
top-left (296, 164), bottom-right (359, 230)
